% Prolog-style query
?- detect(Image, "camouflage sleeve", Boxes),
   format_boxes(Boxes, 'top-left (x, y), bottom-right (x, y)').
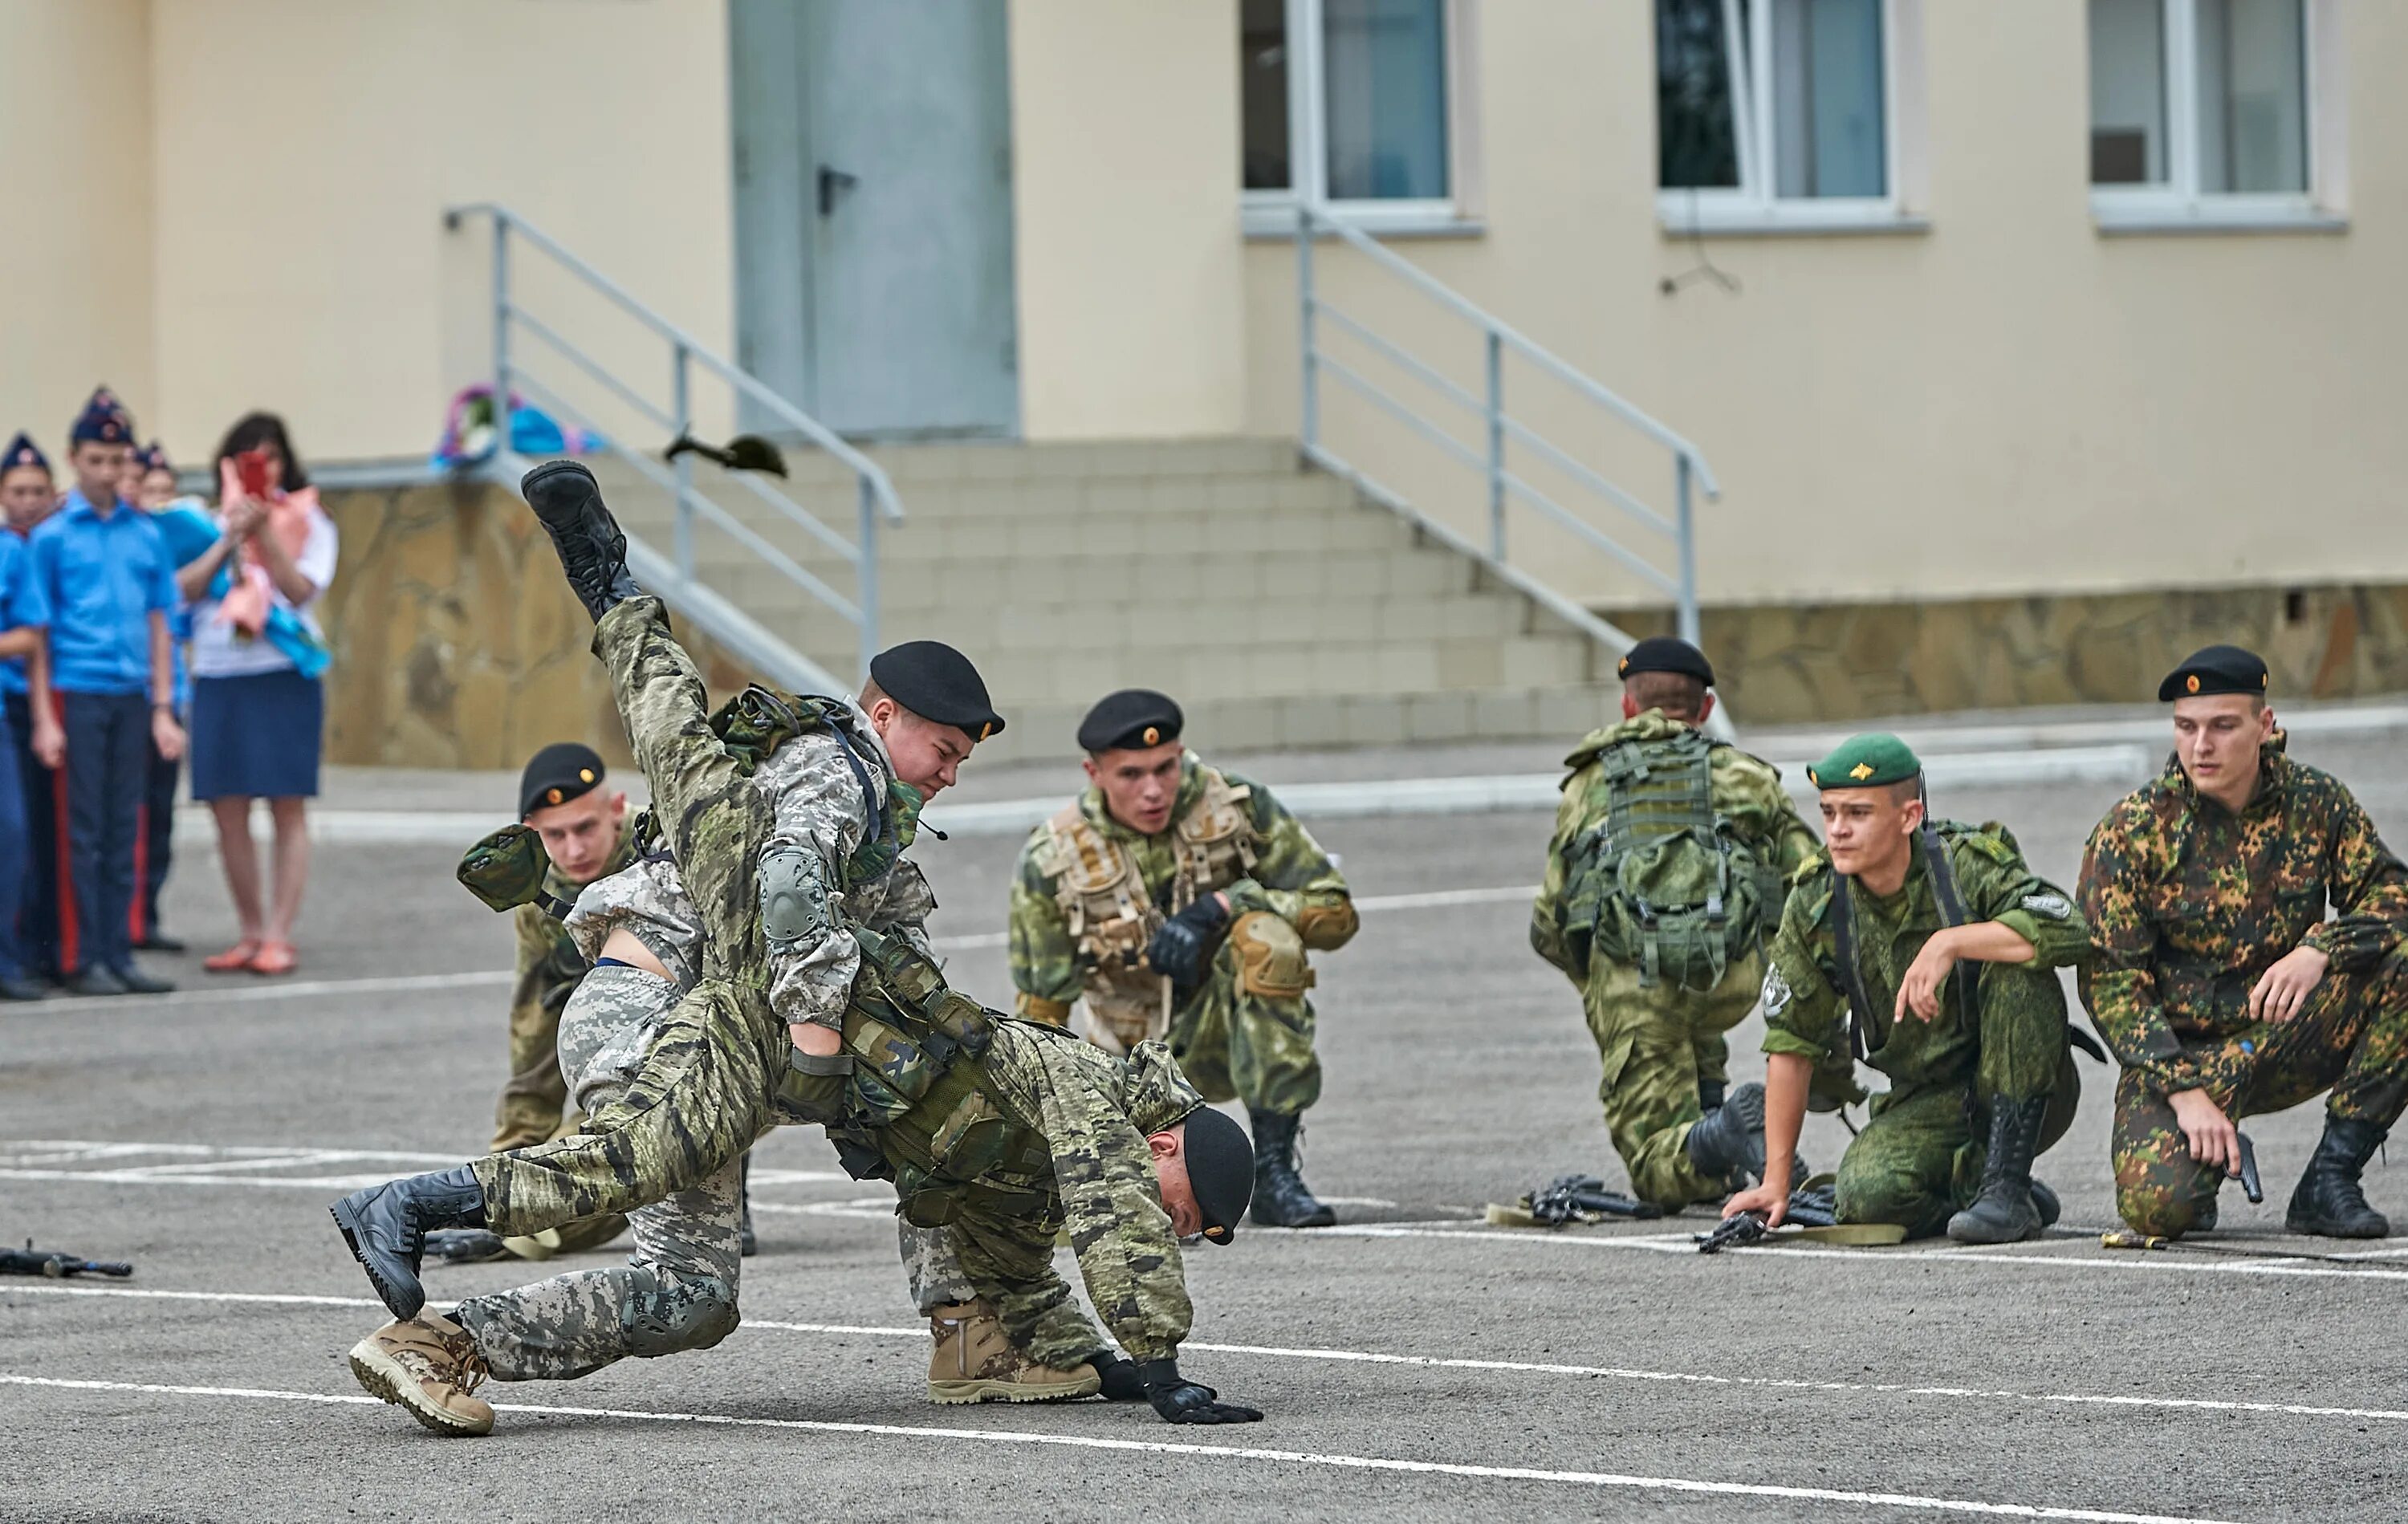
top-left (1761, 876), bottom-right (1845, 1063)
top-left (990, 1024), bottom-right (1194, 1363)
top-left (510, 902), bottom-right (584, 1034)
top-left (1220, 780), bottom-right (1357, 951)
top-left (1009, 829), bottom-right (1085, 1020)
top-left (1528, 778), bottom-right (1586, 977)
top-left (2301, 782), bottom-right (2408, 972)
top-left (1720, 750), bottom-right (1823, 880)
top-left (862, 859), bottom-right (938, 961)
top-left (2077, 804), bottom-right (2201, 1093)
top-left (755, 734), bottom-right (878, 1031)
top-left (1954, 831), bottom-right (2090, 969)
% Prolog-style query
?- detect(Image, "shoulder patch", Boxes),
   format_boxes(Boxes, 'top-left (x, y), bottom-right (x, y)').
top-left (1760, 963), bottom-right (1793, 1018)
top-left (2019, 892), bottom-right (2073, 920)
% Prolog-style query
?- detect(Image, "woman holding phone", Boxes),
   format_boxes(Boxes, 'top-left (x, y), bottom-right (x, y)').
top-left (177, 412), bottom-right (338, 977)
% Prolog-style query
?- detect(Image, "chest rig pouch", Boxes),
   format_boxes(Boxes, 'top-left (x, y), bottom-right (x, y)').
top-left (1047, 767), bottom-right (1258, 1051)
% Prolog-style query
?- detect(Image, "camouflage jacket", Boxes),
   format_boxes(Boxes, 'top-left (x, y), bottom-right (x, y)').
top-left (1530, 709), bottom-right (1822, 978)
top-left (1763, 820), bottom-right (2089, 1091)
top-left (2077, 738), bottom-right (2408, 1091)
top-left (508, 820), bottom-right (640, 1035)
top-left (564, 700), bottom-right (938, 1029)
top-left (1008, 755), bottom-right (1354, 1018)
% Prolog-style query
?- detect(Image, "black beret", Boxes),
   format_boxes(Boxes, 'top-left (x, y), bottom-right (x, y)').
top-left (1179, 1105), bottom-right (1253, 1245)
top-left (1077, 689), bottom-right (1183, 754)
top-left (2158, 644), bottom-right (2269, 702)
top-left (1616, 636), bottom-right (1714, 687)
top-left (869, 640), bottom-right (1004, 742)
top-left (519, 742), bottom-right (608, 821)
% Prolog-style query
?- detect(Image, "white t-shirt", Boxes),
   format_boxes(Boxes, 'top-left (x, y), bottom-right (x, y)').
top-left (189, 504), bottom-right (340, 680)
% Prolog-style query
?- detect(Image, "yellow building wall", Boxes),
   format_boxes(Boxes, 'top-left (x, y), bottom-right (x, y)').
top-left (0, 0), bottom-right (157, 453)
top-left (1009, 0), bottom-right (1248, 440)
top-left (1243, 0), bottom-right (2406, 606)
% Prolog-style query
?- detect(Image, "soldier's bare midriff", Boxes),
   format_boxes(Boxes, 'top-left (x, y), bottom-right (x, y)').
top-left (598, 926), bottom-right (673, 982)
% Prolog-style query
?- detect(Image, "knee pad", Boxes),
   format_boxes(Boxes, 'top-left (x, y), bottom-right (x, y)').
top-left (1230, 912), bottom-right (1313, 1000)
top-left (1295, 900), bottom-right (1359, 952)
top-left (622, 1266), bottom-right (741, 1358)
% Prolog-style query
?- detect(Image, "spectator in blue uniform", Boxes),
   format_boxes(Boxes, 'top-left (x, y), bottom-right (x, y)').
top-left (0, 433), bottom-right (51, 1001)
top-left (2, 431), bottom-right (62, 986)
top-left (24, 388), bottom-right (185, 996)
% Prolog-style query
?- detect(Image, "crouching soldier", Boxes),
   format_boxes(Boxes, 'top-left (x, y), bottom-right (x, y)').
top-left (1724, 734), bottom-right (2091, 1242)
top-left (1008, 689), bottom-right (1357, 1228)
top-left (2081, 645), bottom-right (2408, 1240)
top-left (1531, 638), bottom-right (1822, 1208)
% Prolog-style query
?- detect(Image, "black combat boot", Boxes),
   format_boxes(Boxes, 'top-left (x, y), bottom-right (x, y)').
top-left (739, 1152), bottom-right (758, 1258)
top-left (1698, 1078), bottom-right (1727, 1115)
top-left (2029, 1179), bottom-right (2062, 1229)
top-left (1947, 1096), bottom-right (2048, 1244)
top-left (1683, 1080), bottom-right (1767, 1187)
top-left (331, 1167), bottom-right (489, 1320)
top-left (1249, 1111), bottom-right (1336, 1229)
top-left (521, 460), bottom-right (643, 621)
top-left (2286, 1115), bottom-right (2391, 1238)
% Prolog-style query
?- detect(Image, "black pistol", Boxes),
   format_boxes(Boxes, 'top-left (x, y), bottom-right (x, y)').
top-left (2235, 1132), bottom-right (2263, 1205)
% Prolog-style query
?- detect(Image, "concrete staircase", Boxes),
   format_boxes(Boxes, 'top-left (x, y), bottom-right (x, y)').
top-left (592, 437), bottom-right (1622, 763)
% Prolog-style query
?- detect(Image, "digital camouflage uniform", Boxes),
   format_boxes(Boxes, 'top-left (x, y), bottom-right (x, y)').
top-left (1007, 756), bottom-right (1357, 1118)
top-left (2079, 739), bottom-right (2408, 1235)
top-left (490, 822), bottom-right (638, 1152)
top-left (1763, 822), bottom-right (2089, 1237)
top-left (1530, 711), bottom-right (1821, 1206)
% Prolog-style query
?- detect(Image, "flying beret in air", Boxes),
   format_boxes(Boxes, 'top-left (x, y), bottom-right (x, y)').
top-left (69, 387), bottom-right (132, 446)
top-left (1616, 636), bottom-right (1714, 688)
top-left (1806, 733), bottom-right (1922, 790)
top-left (1178, 1103), bottom-right (1254, 1246)
top-left (519, 742), bottom-right (608, 821)
top-left (2, 433), bottom-right (50, 476)
top-left (1077, 689), bottom-right (1184, 754)
top-left (2158, 644), bottom-right (2269, 702)
top-left (869, 640), bottom-right (1004, 742)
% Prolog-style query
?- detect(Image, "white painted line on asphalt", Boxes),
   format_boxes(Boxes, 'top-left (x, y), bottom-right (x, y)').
top-left (22, 1285), bottom-right (2408, 1430)
top-left (32, 968), bottom-right (514, 1015)
top-left (0, 1372), bottom-right (2251, 1522)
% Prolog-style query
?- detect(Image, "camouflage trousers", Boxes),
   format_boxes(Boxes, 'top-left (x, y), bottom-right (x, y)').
top-left (1581, 948), bottom-right (1763, 1207)
top-left (1161, 934), bottom-right (1320, 1118)
top-left (2112, 951), bottom-right (2408, 1237)
top-left (897, 1193), bottom-right (1115, 1370)
top-left (455, 962), bottom-right (751, 1379)
top-left (490, 985), bottom-right (573, 1154)
top-left (474, 599), bottom-right (787, 1235)
top-left (1837, 965), bottom-right (2077, 1237)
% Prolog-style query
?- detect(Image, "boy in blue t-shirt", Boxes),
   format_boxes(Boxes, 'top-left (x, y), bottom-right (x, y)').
top-left (1, 430), bottom-right (59, 992)
top-left (24, 388), bottom-right (185, 996)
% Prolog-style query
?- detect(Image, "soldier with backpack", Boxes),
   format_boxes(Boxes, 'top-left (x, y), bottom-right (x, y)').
top-left (1722, 734), bottom-right (2093, 1243)
top-left (1531, 638), bottom-right (1822, 1209)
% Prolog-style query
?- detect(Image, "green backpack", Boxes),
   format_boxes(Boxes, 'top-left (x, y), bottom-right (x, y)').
top-left (1554, 729), bottom-right (1784, 991)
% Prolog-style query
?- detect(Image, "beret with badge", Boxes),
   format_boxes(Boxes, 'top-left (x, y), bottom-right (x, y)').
top-left (519, 742), bottom-right (609, 822)
top-left (2157, 644), bottom-right (2269, 702)
top-left (1615, 635), bottom-right (1714, 687)
top-left (868, 640), bottom-right (1004, 742)
top-left (1077, 688), bottom-right (1184, 755)
top-left (1806, 732), bottom-right (1922, 791)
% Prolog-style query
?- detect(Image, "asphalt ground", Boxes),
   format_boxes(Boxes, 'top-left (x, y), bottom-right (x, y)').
top-left (6, 733), bottom-right (2408, 1523)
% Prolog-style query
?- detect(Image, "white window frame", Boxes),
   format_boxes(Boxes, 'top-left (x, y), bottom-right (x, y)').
top-left (2089, 0), bottom-right (2348, 233)
top-left (1242, 0), bottom-right (1485, 238)
top-left (1655, 0), bottom-right (1930, 237)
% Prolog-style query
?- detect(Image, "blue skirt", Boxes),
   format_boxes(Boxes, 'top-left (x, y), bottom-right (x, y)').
top-left (190, 671), bottom-right (324, 801)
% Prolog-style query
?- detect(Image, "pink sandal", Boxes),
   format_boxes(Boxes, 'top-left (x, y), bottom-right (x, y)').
top-left (203, 941), bottom-right (262, 973)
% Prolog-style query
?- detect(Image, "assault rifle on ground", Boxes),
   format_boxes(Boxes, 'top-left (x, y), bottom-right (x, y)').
top-left (1696, 1181), bottom-right (1843, 1254)
top-left (1486, 1172), bottom-right (1667, 1228)
top-left (2, 1240), bottom-right (132, 1278)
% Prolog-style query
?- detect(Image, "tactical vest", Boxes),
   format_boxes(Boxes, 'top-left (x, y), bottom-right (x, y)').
top-left (1554, 728), bottom-right (1784, 991)
top-left (1043, 766), bottom-right (1258, 1050)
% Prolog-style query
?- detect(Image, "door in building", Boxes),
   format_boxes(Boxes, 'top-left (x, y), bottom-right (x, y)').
top-left (730, 0), bottom-right (1018, 437)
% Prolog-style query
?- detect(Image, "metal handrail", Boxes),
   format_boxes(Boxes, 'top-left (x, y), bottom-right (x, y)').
top-left (445, 203), bottom-right (901, 681)
top-left (1296, 201), bottom-right (1716, 644)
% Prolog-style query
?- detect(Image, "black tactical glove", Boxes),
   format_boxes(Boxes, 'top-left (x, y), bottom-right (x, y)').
top-left (774, 1047), bottom-right (852, 1124)
top-left (1092, 1355), bottom-right (1149, 1401)
top-left (1145, 897), bottom-right (1230, 994)
top-left (1137, 1358), bottom-right (1263, 1424)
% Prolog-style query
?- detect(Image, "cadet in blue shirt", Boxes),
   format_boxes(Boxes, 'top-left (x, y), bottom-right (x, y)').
top-left (0, 440), bottom-right (50, 1001)
top-left (24, 389), bottom-right (186, 995)
top-left (2, 430), bottom-right (59, 990)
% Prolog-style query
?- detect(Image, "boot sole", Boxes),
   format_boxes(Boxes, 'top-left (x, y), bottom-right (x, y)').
top-left (519, 459), bottom-right (597, 515)
top-left (347, 1339), bottom-right (494, 1437)
top-left (927, 1373), bottom-right (1104, 1405)
top-left (329, 1200), bottom-right (424, 1321)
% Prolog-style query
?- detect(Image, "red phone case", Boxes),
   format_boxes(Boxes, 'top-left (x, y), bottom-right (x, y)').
top-left (235, 449), bottom-right (273, 498)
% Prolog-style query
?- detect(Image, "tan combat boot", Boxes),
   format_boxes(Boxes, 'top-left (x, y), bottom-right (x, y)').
top-left (347, 1313), bottom-right (495, 1436)
top-left (926, 1300), bottom-right (1102, 1404)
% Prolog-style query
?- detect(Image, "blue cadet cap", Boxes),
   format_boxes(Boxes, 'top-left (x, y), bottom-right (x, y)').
top-left (2, 432), bottom-right (50, 475)
top-left (69, 386), bottom-right (132, 446)
top-left (1806, 732), bottom-right (1922, 790)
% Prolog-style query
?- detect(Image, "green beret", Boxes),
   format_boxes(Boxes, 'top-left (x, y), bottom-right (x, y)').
top-left (1806, 733), bottom-right (1921, 790)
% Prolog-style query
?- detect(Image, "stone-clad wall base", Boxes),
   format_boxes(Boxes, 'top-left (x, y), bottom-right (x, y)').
top-left (1613, 586), bottom-right (2408, 724)
top-left (316, 481), bottom-right (755, 772)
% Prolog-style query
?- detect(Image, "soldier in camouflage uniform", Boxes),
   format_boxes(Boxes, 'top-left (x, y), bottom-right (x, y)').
top-left (332, 461), bottom-right (1263, 1435)
top-left (1007, 689), bottom-right (1357, 1228)
top-left (1530, 639), bottom-right (1821, 1209)
top-left (2080, 645), bottom-right (2408, 1241)
top-left (1725, 734), bottom-right (2091, 1242)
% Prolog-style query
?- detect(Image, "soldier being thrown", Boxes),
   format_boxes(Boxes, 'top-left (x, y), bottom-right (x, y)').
top-left (329, 461), bottom-right (1263, 1436)
top-left (1530, 638), bottom-right (1820, 1208)
top-left (1007, 689), bottom-right (1358, 1228)
top-left (1723, 734), bottom-right (2090, 1242)
top-left (2081, 644), bottom-right (2408, 1241)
